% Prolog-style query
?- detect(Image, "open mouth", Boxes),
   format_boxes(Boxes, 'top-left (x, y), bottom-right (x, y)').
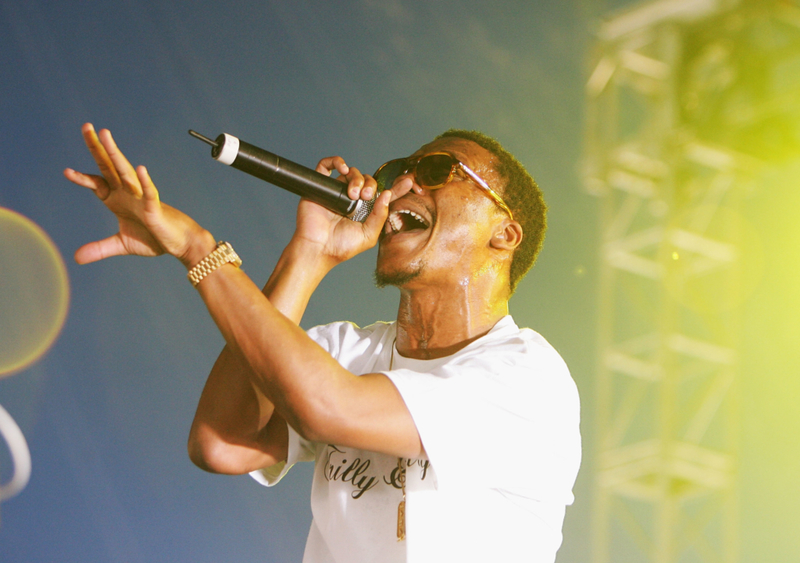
top-left (384, 209), bottom-right (430, 235)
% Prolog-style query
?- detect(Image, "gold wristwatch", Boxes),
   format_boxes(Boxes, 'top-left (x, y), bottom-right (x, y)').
top-left (187, 241), bottom-right (242, 287)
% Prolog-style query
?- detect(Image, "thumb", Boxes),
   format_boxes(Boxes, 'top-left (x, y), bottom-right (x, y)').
top-left (361, 177), bottom-right (414, 236)
top-left (361, 189), bottom-right (393, 238)
top-left (74, 234), bottom-right (127, 264)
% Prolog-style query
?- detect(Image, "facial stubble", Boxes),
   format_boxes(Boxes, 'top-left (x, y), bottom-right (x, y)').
top-left (373, 259), bottom-right (426, 288)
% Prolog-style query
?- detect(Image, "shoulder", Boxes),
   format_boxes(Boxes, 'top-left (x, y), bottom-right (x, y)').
top-left (450, 317), bottom-right (570, 379)
top-left (384, 318), bottom-right (582, 496)
top-left (306, 319), bottom-right (393, 346)
top-left (306, 320), bottom-right (395, 368)
top-left (432, 318), bottom-right (580, 417)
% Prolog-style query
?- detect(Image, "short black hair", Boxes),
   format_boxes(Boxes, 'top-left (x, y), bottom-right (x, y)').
top-left (435, 129), bottom-right (547, 293)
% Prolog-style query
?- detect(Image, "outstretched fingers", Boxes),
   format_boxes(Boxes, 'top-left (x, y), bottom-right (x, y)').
top-left (63, 168), bottom-right (111, 200)
top-left (137, 165), bottom-right (160, 207)
top-left (96, 127), bottom-right (143, 197)
top-left (80, 123), bottom-right (123, 193)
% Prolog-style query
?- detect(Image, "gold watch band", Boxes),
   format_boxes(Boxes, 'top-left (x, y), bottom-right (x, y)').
top-left (187, 241), bottom-right (242, 287)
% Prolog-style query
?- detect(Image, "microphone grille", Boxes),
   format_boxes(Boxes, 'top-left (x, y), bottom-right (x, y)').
top-left (348, 192), bottom-right (380, 223)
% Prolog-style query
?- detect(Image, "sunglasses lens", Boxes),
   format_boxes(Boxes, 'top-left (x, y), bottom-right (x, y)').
top-left (415, 154), bottom-right (455, 188)
top-left (374, 159), bottom-right (408, 192)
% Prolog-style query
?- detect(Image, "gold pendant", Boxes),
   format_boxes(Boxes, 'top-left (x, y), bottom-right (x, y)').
top-left (396, 453), bottom-right (406, 541)
top-left (397, 499), bottom-right (406, 541)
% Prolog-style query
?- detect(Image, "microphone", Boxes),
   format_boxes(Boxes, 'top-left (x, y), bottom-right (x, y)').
top-left (189, 130), bottom-right (378, 222)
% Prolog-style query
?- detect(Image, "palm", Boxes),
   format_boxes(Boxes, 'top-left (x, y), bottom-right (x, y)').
top-left (65, 124), bottom-right (201, 265)
top-left (294, 198), bottom-right (379, 264)
top-left (114, 210), bottom-right (164, 257)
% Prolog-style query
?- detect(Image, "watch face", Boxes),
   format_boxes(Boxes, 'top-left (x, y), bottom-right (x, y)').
top-left (220, 243), bottom-right (242, 268)
top-left (228, 251), bottom-right (242, 268)
top-left (187, 242), bottom-right (241, 286)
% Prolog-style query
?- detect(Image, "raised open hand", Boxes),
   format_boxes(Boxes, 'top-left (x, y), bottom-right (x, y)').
top-left (64, 123), bottom-right (210, 267)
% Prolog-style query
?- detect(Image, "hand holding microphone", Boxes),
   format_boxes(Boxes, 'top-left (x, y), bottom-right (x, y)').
top-left (66, 123), bottom-right (400, 276)
top-left (189, 130), bottom-right (380, 222)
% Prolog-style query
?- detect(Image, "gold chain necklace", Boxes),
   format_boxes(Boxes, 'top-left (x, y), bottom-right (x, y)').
top-left (390, 339), bottom-right (406, 541)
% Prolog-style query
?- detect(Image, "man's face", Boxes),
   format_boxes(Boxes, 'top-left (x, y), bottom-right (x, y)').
top-left (375, 137), bottom-right (508, 289)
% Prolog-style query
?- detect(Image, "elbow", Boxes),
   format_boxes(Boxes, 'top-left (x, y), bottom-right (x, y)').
top-left (187, 418), bottom-right (286, 475)
top-left (187, 425), bottom-right (235, 474)
top-left (187, 430), bottom-right (219, 473)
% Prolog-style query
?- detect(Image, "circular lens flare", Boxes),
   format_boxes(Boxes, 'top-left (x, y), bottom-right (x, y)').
top-left (0, 207), bottom-right (70, 378)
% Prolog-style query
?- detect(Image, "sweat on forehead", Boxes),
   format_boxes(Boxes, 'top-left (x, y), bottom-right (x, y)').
top-left (429, 128), bottom-right (548, 294)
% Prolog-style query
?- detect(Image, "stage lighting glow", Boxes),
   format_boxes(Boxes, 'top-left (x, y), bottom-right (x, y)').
top-left (665, 205), bottom-right (765, 315)
top-left (0, 207), bottom-right (69, 378)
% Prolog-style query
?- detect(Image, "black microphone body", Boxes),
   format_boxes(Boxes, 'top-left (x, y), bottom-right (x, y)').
top-left (191, 131), bottom-right (377, 222)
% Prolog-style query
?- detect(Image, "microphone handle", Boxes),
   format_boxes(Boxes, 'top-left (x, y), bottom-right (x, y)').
top-left (211, 133), bottom-right (376, 222)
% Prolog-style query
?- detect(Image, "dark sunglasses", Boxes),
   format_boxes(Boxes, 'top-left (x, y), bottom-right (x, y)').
top-left (373, 152), bottom-right (513, 220)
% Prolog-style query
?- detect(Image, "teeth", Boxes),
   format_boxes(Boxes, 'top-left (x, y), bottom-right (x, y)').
top-left (385, 209), bottom-right (430, 234)
top-left (388, 213), bottom-right (403, 233)
top-left (401, 210), bottom-right (427, 225)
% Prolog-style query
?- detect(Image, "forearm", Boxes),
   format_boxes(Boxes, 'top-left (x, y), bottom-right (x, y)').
top-left (67, 123), bottom-right (409, 467)
top-left (194, 247), bottom-right (346, 430)
top-left (188, 346), bottom-right (285, 473)
top-left (195, 263), bottom-right (422, 459)
top-left (262, 237), bottom-right (336, 323)
top-left (188, 237), bottom-right (335, 472)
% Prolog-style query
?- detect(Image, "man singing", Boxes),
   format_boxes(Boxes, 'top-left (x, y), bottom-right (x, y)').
top-left (65, 123), bottom-right (581, 562)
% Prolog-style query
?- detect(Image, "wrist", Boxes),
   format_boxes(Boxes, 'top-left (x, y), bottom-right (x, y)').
top-left (282, 237), bottom-right (338, 277)
top-left (179, 229), bottom-right (218, 270)
top-left (263, 238), bottom-right (333, 302)
top-left (187, 241), bottom-right (242, 287)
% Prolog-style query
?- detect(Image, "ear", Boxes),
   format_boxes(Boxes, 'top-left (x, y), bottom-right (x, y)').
top-left (490, 219), bottom-right (523, 252)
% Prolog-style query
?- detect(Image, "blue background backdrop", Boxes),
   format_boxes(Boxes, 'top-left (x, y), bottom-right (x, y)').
top-left (1, 1), bottom-right (798, 562)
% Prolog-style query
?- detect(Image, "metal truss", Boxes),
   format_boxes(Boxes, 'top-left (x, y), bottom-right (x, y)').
top-left (583, 1), bottom-right (800, 562)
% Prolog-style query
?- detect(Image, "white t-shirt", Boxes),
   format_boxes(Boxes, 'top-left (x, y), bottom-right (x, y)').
top-left (251, 316), bottom-right (581, 563)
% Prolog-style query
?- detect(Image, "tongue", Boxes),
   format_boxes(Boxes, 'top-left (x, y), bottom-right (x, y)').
top-left (386, 213), bottom-right (423, 234)
top-left (401, 215), bottom-right (427, 231)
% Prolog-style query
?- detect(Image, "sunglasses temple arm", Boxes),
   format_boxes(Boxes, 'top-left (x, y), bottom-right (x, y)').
top-left (459, 163), bottom-right (514, 220)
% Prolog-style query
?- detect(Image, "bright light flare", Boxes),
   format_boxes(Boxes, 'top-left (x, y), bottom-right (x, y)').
top-left (0, 207), bottom-right (70, 378)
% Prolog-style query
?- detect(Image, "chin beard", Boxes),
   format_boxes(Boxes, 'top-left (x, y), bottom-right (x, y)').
top-left (373, 262), bottom-right (424, 288)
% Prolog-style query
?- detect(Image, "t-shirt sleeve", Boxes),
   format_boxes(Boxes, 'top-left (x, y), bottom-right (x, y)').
top-left (384, 340), bottom-right (581, 504)
top-left (250, 424), bottom-right (316, 487)
top-left (249, 320), bottom-right (390, 487)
